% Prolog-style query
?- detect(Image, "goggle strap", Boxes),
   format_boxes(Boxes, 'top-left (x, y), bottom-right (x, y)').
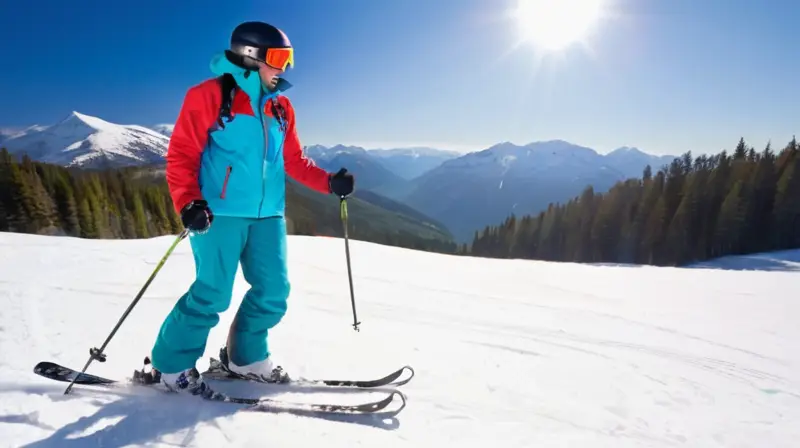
top-left (231, 43), bottom-right (264, 61)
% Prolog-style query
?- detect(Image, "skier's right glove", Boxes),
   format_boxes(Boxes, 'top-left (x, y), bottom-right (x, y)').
top-left (329, 168), bottom-right (355, 198)
top-left (181, 199), bottom-right (213, 233)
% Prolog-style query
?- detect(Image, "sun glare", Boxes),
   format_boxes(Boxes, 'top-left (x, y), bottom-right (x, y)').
top-left (514, 0), bottom-right (605, 52)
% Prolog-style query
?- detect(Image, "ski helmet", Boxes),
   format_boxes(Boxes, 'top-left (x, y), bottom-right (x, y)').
top-left (226, 21), bottom-right (294, 71)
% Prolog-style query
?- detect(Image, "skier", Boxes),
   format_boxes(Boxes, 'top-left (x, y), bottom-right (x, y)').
top-left (151, 21), bottom-right (355, 396)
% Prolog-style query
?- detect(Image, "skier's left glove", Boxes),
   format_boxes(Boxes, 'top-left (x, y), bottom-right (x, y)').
top-left (329, 168), bottom-right (355, 198)
top-left (181, 199), bottom-right (213, 233)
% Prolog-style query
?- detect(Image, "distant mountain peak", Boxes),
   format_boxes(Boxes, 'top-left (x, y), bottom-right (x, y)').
top-left (328, 144), bottom-right (369, 155)
top-left (609, 146), bottom-right (645, 155)
top-left (58, 111), bottom-right (115, 131)
top-left (369, 147), bottom-right (460, 158)
top-left (487, 141), bottom-right (518, 151)
top-left (526, 138), bottom-right (577, 147)
top-left (150, 124), bottom-right (174, 137)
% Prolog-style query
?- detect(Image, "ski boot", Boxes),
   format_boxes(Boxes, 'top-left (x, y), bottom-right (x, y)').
top-left (218, 346), bottom-right (291, 384)
top-left (133, 356), bottom-right (216, 399)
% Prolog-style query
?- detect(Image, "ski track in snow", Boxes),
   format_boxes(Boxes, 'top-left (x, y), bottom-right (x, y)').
top-left (0, 231), bottom-right (798, 447)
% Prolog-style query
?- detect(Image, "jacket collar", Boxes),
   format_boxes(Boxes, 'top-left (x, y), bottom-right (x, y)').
top-left (209, 52), bottom-right (293, 108)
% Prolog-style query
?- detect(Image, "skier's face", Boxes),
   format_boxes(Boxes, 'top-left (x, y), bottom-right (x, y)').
top-left (257, 63), bottom-right (284, 91)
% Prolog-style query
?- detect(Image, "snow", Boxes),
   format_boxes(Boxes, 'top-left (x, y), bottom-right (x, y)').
top-left (0, 231), bottom-right (798, 447)
top-left (686, 250), bottom-right (800, 272)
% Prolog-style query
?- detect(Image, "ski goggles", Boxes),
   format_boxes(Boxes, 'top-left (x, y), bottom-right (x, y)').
top-left (264, 47), bottom-right (294, 70)
top-left (232, 43), bottom-right (294, 70)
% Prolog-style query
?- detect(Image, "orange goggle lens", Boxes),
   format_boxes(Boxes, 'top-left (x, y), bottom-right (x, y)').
top-left (265, 47), bottom-right (294, 70)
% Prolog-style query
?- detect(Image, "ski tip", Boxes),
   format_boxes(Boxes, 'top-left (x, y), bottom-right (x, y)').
top-left (33, 361), bottom-right (60, 375)
top-left (357, 389), bottom-right (408, 415)
top-left (394, 365), bottom-right (415, 387)
top-left (393, 389), bottom-right (408, 408)
top-left (378, 389), bottom-right (408, 417)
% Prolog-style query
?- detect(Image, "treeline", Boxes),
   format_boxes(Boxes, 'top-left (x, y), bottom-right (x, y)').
top-left (0, 149), bottom-right (182, 239)
top-left (470, 137), bottom-right (800, 266)
top-left (0, 148), bottom-right (458, 253)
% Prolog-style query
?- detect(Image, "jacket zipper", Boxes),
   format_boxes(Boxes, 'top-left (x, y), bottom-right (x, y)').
top-left (220, 165), bottom-right (232, 199)
top-left (258, 99), bottom-right (269, 218)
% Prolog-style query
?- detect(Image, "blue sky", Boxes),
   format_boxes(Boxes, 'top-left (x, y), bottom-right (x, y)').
top-left (1, 0), bottom-right (798, 155)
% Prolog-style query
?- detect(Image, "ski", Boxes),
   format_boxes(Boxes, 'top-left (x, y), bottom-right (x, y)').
top-left (204, 388), bottom-right (406, 414)
top-left (201, 354), bottom-right (415, 389)
top-left (32, 361), bottom-right (407, 415)
top-left (34, 361), bottom-right (116, 385)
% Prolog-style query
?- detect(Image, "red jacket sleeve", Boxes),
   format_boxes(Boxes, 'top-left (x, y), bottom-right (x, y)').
top-left (279, 96), bottom-right (331, 194)
top-left (165, 79), bottom-right (221, 214)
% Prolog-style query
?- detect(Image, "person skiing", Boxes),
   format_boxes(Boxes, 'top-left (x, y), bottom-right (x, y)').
top-left (151, 20), bottom-right (355, 396)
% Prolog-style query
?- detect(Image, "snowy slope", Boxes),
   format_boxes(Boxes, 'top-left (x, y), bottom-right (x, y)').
top-left (2, 112), bottom-right (168, 169)
top-left (686, 249), bottom-right (800, 272)
top-left (0, 232), bottom-right (798, 447)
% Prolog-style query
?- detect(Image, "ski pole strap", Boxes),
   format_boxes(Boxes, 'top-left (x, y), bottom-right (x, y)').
top-left (340, 197), bottom-right (348, 222)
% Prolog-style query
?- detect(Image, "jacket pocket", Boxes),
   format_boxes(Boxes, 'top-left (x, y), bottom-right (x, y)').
top-left (220, 165), bottom-right (232, 199)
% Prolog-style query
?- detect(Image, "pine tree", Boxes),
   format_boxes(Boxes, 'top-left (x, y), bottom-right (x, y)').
top-left (53, 174), bottom-right (80, 236)
top-left (131, 192), bottom-right (149, 238)
top-left (715, 180), bottom-right (745, 255)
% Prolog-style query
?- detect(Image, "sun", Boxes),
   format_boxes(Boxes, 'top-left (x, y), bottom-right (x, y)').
top-left (513, 0), bottom-right (605, 52)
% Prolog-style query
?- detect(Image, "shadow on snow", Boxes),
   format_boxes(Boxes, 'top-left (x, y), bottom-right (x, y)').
top-left (0, 380), bottom-right (402, 447)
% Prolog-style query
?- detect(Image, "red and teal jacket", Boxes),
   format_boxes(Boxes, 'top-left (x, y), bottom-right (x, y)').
top-left (165, 52), bottom-right (331, 218)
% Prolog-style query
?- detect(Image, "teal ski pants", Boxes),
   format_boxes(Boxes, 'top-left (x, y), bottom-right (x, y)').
top-left (151, 216), bottom-right (290, 374)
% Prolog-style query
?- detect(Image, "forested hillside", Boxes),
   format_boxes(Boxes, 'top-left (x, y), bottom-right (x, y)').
top-left (0, 148), bottom-right (458, 254)
top-left (470, 137), bottom-right (800, 266)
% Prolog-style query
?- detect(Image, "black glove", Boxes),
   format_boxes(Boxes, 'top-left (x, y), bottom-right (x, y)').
top-left (329, 168), bottom-right (355, 197)
top-left (181, 199), bottom-right (213, 233)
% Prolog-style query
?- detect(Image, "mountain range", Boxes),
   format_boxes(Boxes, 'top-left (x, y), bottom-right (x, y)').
top-left (401, 141), bottom-right (676, 241)
top-left (1, 111), bottom-right (677, 243)
top-left (308, 141), bottom-right (675, 241)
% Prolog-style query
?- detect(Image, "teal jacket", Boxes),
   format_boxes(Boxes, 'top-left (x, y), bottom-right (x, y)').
top-left (165, 52), bottom-right (332, 218)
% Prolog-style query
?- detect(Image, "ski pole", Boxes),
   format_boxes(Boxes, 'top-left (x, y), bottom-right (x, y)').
top-left (340, 196), bottom-right (360, 331)
top-left (63, 228), bottom-right (190, 395)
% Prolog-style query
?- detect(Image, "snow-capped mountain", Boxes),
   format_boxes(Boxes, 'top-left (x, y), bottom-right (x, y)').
top-left (401, 140), bottom-right (677, 242)
top-left (1, 112), bottom-right (169, 169)
top-left (150, 124), bottom-right (174, 137)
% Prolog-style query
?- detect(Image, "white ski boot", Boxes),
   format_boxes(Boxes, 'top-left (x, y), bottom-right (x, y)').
top-left (220, 346), bottom-right (290, 383)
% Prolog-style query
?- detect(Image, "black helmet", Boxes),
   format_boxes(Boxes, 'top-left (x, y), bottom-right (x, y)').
top-left (226, 21), bottom-right (293, 70)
